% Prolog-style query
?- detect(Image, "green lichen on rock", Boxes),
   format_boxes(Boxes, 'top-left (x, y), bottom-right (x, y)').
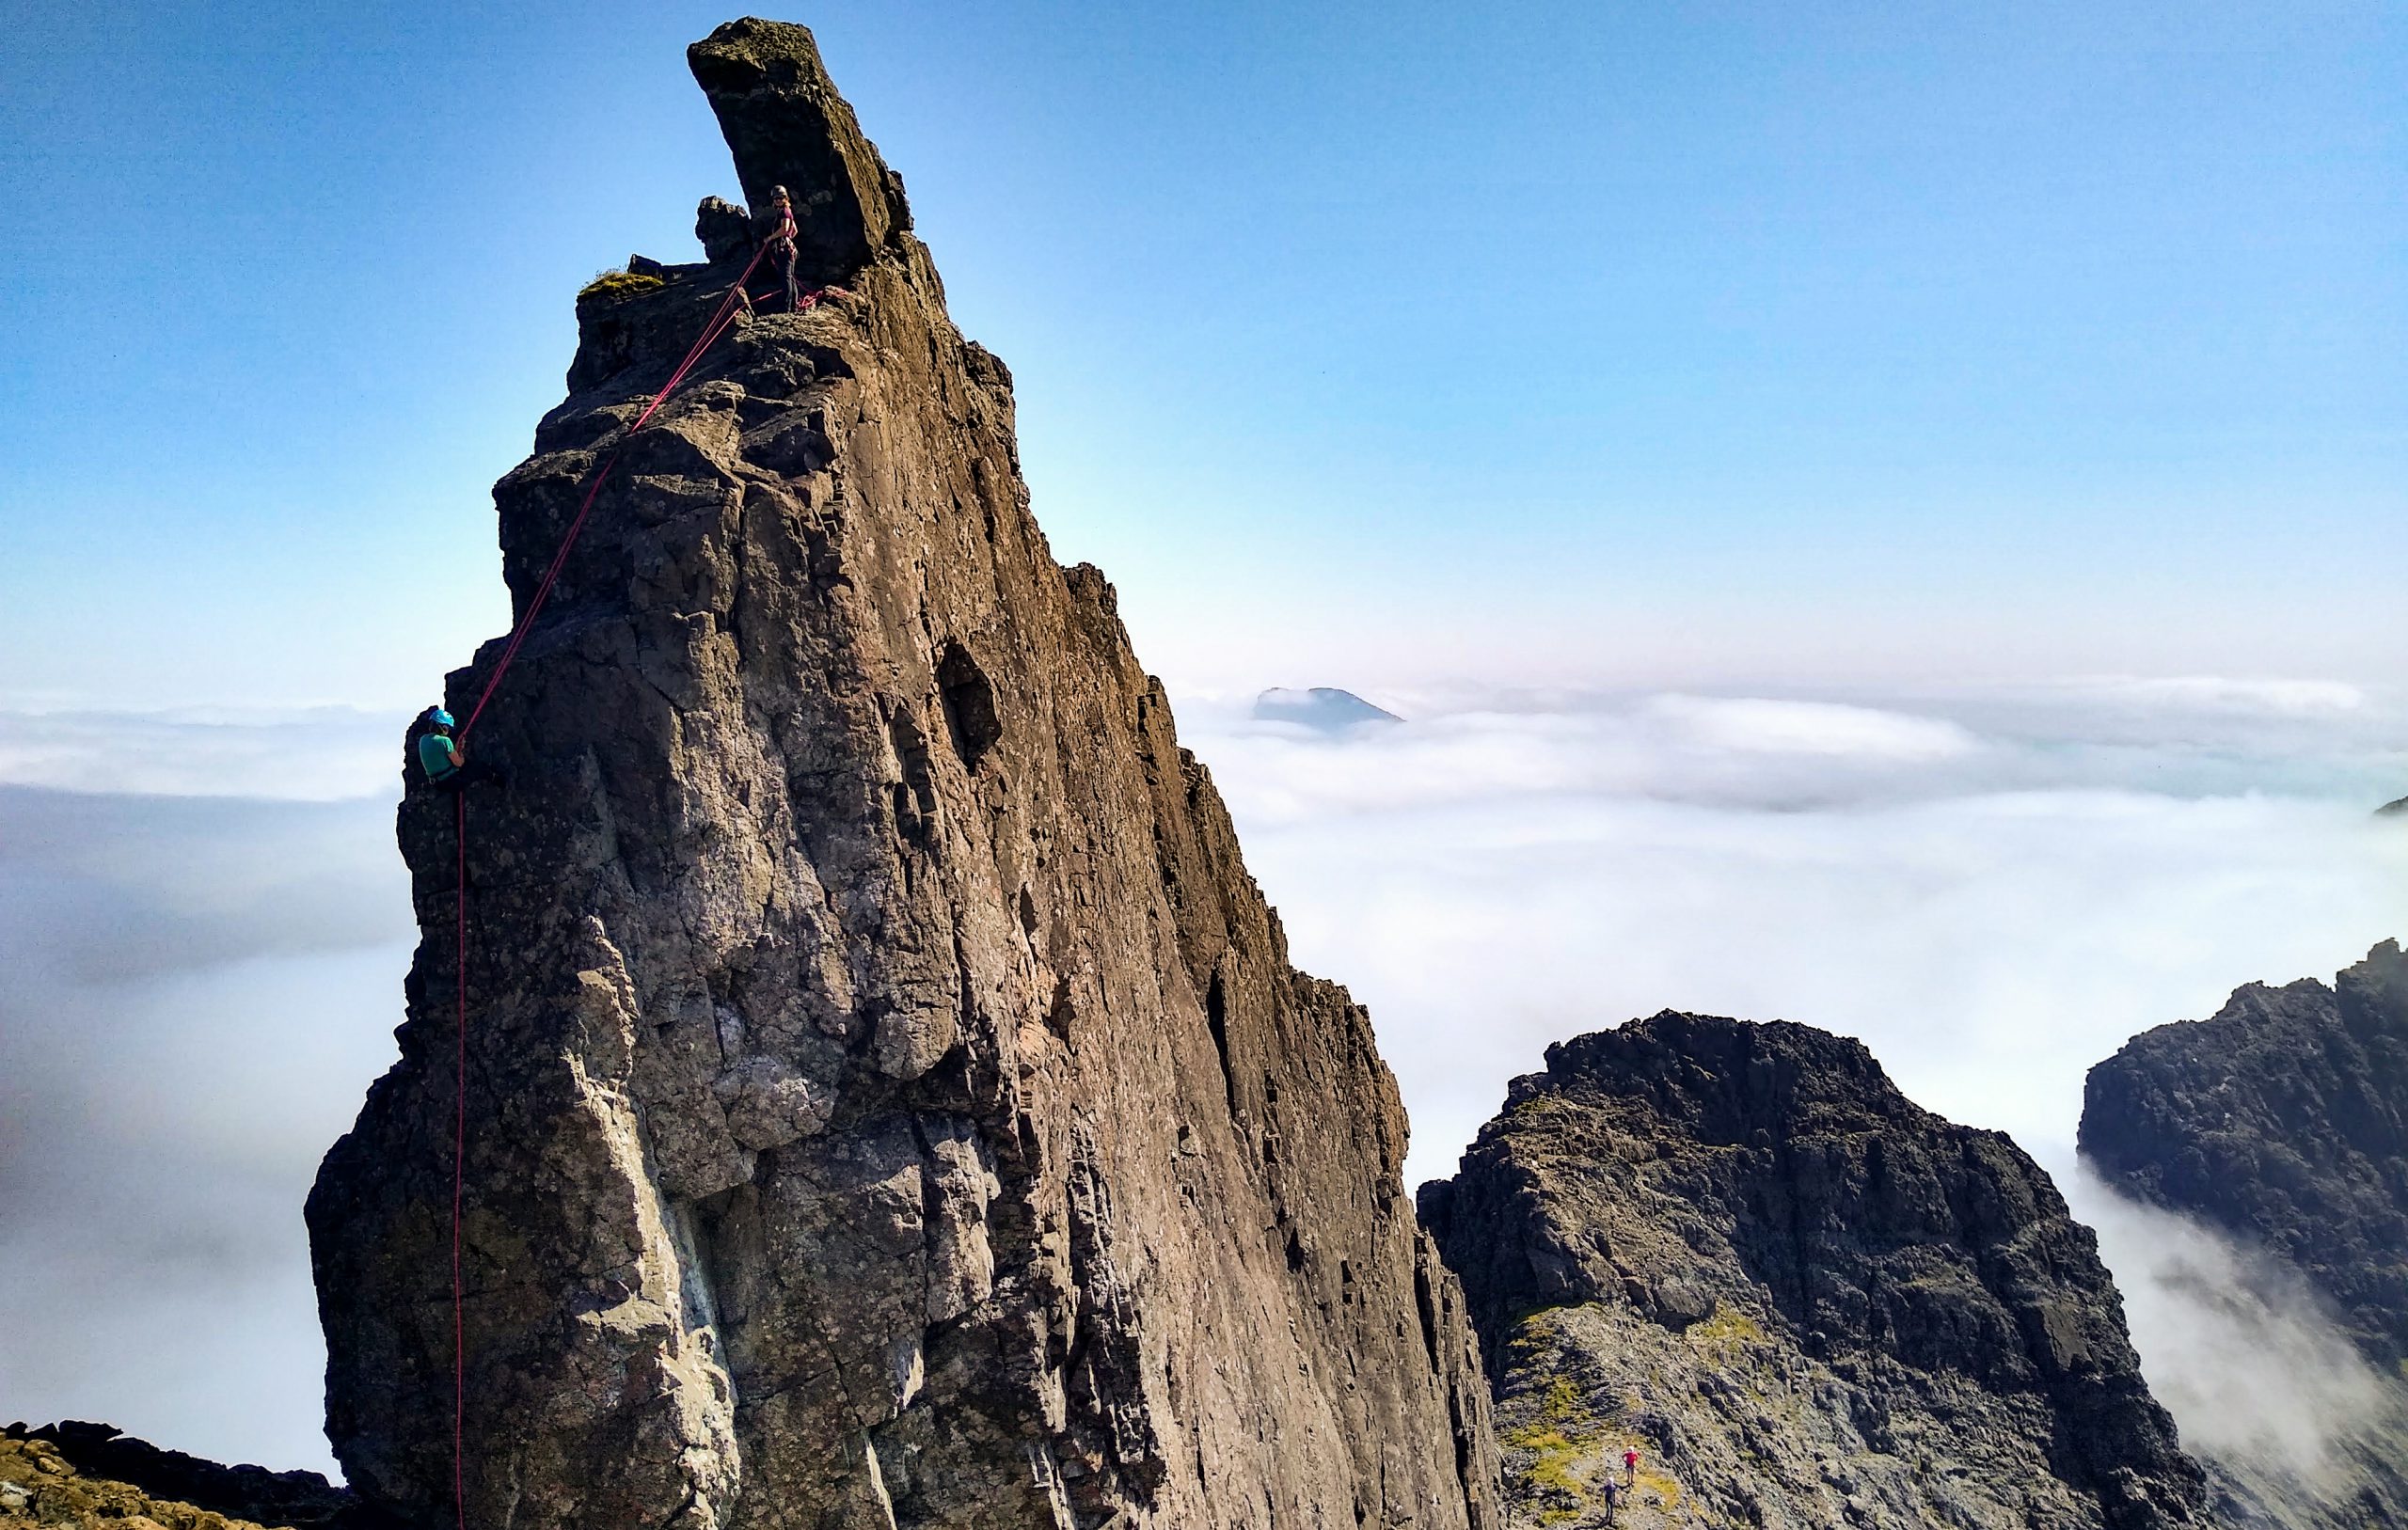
top-left (577, 267), bottom-right (667, 302)
top-left (0, 1435), bottom-right (277, 1530)
top-left (1683, 1301), bottom-right (1769, 1374)
top-left (0, 1423), bottom-right (366, 1530)
top-left (1497, 1345), bottom-right (1614, 1523)
top-left (1683, 1301), bottom-right (1761, 1349)
top-left (1423, 1011), bottom-right (2212, 1528)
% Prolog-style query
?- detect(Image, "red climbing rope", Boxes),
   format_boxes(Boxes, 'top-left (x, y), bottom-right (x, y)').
top-left (460, 240), bottom-right (769, 740)
top-left (446, 244), bottom-right (771, 1530)
top-left (452, 789), bottom-right (467, 1530)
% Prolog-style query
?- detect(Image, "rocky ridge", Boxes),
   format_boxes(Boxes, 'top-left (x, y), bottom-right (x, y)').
top-left (0, 1425), bottom-right (372, 1530)
top-left (1421, 1012), bottom-right (2208, 1529)
top-left (2082, 941), bottom-right (2408, 1528)
top-left (307, 20), bottom-right (1497, 1530)
top-left (2083, 940), bottom-right (2408, 1370)
top-left (0, 1424), bottom-right (367, 1530)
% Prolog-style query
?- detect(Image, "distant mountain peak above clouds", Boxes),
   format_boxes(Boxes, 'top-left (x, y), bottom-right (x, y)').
top-left (1251, 687), bottom-right (1402, 731)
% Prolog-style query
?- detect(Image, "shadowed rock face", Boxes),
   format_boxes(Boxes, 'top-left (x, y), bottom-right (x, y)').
top-left (2081, 943), bottom-right (2408, 1528)
top-left (2082, 940), bottom-right (2408, 1372)
top-left (306, 20), bottom-right (1498, 1530)
top-left (688, 20), bottom-right (911, 287)
top-left (1421, 1012), bottom-right (2208, 1530)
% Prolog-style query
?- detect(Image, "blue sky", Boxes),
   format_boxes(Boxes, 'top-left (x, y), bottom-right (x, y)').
top-left (4, 0), bottom-right (2401, 703)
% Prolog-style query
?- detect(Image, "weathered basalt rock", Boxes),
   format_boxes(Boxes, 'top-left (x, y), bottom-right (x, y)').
top-left (306, 20), bottom-right (1497, 1530)
top-left (2081, 942), bottom-right (2408, 1529)
top-left (1422, 1012), bottom-right (2208, 1530)
top-left (2083, 940), bottom-right (2408, 1370)
top-left (688, 19), bottom-right (912, 286)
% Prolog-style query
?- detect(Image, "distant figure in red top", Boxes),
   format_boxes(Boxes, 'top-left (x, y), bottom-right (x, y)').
top-left (768, 184), bottom-right (800, 311)
top-left (1624, 1445), bottom-right (1639, 1487)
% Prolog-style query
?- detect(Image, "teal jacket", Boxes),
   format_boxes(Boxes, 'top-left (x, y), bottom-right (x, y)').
top-left (418, 732), bottom-right (460, 781)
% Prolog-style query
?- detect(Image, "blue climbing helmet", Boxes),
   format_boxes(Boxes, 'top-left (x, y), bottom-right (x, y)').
top-left (423, 707), bottom-right (455, 731)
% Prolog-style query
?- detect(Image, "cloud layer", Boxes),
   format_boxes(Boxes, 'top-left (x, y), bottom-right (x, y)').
top-left (0, 782), bottom-right (410, 1476)
top-left (1180, 680), bottom-right (2408, 1188)
top-left (0, 706), bottom-right (409, 802)
top-left (2062, 1161), bottom-right (2396, 1481)
top-left (0, 679), bottom-right (2400, 1480)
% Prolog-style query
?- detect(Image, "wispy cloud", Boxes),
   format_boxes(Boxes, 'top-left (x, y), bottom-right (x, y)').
top-left (2062, 1161), bottom-right (2408, 1497)
top-left (1640, 694), bottom-right (1981, 760)
top-left (2052, 675), bottom-right (2369, 716)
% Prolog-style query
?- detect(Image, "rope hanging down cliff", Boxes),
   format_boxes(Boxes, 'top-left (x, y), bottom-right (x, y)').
top-left (460, 240), bottom-right (770, 740)
top-left (444, 237), bottom-right (769, 1530)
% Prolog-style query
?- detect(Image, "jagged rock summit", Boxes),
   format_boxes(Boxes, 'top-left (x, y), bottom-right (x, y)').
top-left (2080, 942), bottom-right (2408, 1526)
top-left (2083, 940), bottom-right (2408, 1371)
top-left (1420, 1012), bottom-right (2208, 1530)
top-left (308, 21), bottom-right (1497, 1530)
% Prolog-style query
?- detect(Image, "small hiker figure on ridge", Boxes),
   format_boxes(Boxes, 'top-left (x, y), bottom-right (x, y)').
top-left (1600, 1475), bottom-right (1619, 1522)
top-left (416, 708), bottom-right (505, 792)
top-left (1623, 1444), bottom-right (1640, 1488)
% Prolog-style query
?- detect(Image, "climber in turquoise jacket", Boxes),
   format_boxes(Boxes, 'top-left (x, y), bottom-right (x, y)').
top-left (416, 708), bottom-right (504, 792)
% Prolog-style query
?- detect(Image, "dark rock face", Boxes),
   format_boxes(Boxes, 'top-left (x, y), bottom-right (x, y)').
top-left (688, 20), bottom-right (912, 287)
top-left (306, 20), bottom-right (1497, 1530)
top-left (2081, 941), bottom-right (2408, 1371)
top-left (1422, 1012), bottom-right (2208, 1529)
top-left (2080, 943), bottom-right (2408, 1529)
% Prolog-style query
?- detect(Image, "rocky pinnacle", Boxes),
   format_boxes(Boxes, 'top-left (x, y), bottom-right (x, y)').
top-left (2083, 940), bottom-right (2408, 1371)
top-left (307, 20), bottom-right (1499, 1530)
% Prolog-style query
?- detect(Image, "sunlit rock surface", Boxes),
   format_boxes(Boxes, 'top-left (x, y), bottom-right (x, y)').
top-left (1422, 1012), bottom-right (2208, 1529)
top-left (307, 20), bottom-right (1498, 1530)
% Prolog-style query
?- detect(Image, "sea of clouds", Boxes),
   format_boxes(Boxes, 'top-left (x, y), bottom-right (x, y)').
top-left (0, 679), bottom-right (2400, 1481)
top-left (0, 775), bottom-right (409, 1477)
top-left (1174, 677), bottom-right (2408, 1183)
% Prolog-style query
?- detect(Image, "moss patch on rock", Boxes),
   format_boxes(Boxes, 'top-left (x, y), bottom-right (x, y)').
top-left (578, 268), bottom-right (667, 303)
top-left (0, 1436), bottom-right (283, 1530)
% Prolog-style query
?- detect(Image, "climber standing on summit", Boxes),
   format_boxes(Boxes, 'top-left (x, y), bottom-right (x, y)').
top-left (767, 184), bottom-right (800, 312)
